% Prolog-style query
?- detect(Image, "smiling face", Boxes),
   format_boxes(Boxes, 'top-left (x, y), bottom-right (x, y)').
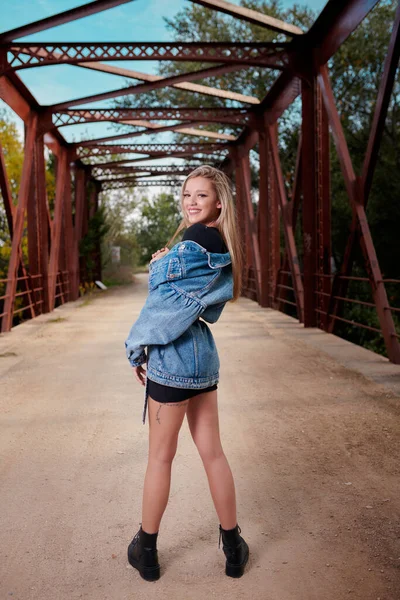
top-left (182, 176), bottom-right (222, 226)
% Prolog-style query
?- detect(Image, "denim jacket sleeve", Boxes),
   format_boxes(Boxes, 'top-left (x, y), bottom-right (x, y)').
top-left (124, 282), bottom-right (206, 367)
top-left (200, 301), bottom-right (225, 324)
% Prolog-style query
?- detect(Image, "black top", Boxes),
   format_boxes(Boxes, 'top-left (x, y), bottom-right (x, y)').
top-left (182, 222), bottom-right (228, 253)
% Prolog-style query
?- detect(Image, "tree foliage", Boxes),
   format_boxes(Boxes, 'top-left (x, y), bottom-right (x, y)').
top-left (134, 192), bottom-right (182, 264)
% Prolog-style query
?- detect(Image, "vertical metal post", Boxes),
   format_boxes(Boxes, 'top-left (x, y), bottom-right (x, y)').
top-left (73, 166), bottom-right (86, 296)
top-left (48, 150), bottom-right (67, 311)
top-left (27, 135), bottom-right (49, 315)
top-left (240, 151), bottom-right (262, 303)
top-left (316, 86), bottom-right (332, 328)
top-left (231, 149), bottom-right (248, 292)
top-left (268, 124), bottom-right (304, 321)
top-left (258, 125), bottom-right (272, 307)
top-left (269, 125), bottom-right (281, 310)
top-left (93, 182), bottom-right (102, 281)
top-left (2, 112), bottom-right (38, 333)
top-left (277, 134), bottom-right (302, 315)
top-left (301, 75), bottom-right (318, 327)
top-left (63, 157), bottom-right (76, 300)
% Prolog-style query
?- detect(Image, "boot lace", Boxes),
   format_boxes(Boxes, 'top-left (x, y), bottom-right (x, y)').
top-left (131, 523), bottom-right (142, 546)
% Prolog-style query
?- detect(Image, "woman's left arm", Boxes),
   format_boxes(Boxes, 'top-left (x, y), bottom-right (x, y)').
top-left (124, 274), bottom-right (208, 367)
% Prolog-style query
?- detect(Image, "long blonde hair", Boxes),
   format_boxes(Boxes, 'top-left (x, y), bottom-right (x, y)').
top-left (166, 165), bottom-right (243, 301)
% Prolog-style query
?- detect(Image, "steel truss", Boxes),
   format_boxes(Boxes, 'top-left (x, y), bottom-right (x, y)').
top-left (51, 108), bottom-right (252, 129)
top-left (1, 0), bottom-right (400, 365)
top-left (76, 142), bottom-right (229, 159)
top-left (91, 165), bottom-right (194, 177)
top-left (1, 42), bottom-right (289, 71)
top-left (101, 179), bottom-right (182, 190)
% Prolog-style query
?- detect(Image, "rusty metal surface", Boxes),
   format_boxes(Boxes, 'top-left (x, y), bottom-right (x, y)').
top-left (51, 107), bottom-right (252, 128)
top-left (3, 42), bottom-right (289, 71)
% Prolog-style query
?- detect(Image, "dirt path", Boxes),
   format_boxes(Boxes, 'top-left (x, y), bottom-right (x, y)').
top-left (1, 274), bottom-right (399, 600)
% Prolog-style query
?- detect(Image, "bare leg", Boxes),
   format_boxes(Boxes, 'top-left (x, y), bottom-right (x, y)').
top-left (141, 396), bottom-right (188, 534)
top-left (186, 390), bottom-right (237, 530)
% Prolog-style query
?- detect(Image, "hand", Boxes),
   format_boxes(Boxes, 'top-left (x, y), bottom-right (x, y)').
top-left (150, 247), bottom-right (170, 263)
top-left (133, 364), bottom-right (147, 386)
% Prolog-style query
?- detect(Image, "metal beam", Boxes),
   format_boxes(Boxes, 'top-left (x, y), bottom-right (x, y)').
top-left (189, 0), bottom-right (303, 36)
top-left (91, 165), bottom-right (196, 177)
top-left (0, 75), bottom-right (31, 122)
top-left (77, 121), bottom-right (236, 145)
top-left (48, 151), bottom-right (68, 311)
top-left (307, 0), bottom-right (380, 67)
top-left (1, 112), bottom-right (38, 332)
top-left (268, 124), bottom-right (304, 322)
top-left (236, 0), bottom-right (381, 143)
top-left (4, 42), bottom-right (289, 71)
top-left (77, 121), bottom-right (206, 145)
top-left (52, 107), bottom-right (252, 129)
top-left (100, 179), bottom-right (182, 190)
top-left (318, 65), bottom-right (400, 363)
top-left (75, 61), bottom-right (257, 102)
top-left (77, 142), bottom-right (229, 159)
top-left (108, 68), bottom-right (256, 104)
top-left (48, 63), bottom-right (259, 110)
top-left (0, 0), bottom-right (134, 42)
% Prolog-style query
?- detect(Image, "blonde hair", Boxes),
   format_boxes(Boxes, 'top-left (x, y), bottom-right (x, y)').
top-left (166, 165), bottom-right (243, 301)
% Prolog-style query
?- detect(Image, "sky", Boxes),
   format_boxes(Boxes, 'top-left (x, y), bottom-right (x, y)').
top-left (0, 0), bottom-right (327, 167)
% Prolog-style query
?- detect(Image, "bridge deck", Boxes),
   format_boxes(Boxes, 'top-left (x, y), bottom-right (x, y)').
top-left (1, 274), bottom-right (399, 599)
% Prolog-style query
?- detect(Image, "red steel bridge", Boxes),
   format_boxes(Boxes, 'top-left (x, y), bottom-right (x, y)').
top-left (1, 0), bottom-right (400, 363)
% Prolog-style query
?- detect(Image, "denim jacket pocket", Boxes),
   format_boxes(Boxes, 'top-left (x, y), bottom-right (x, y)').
top-left (166, 257), bottom-right (183, 281)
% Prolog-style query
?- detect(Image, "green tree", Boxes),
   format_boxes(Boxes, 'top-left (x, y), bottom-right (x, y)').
top-left (100, 188), bottom-right (141, 280)
top-left (134, 192), bottom-right (182, 264)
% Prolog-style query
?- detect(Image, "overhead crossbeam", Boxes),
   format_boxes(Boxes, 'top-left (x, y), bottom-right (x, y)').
top-left (53, 107), bottom-right (252, 128)
top-left (0, 0), bottom-right (134, 42)
top-left (77, 121), bottom-right (236, 146)
top-left (100, 179), bottom-right (182, 190)
top-left (82, 64), bottom-right (258, 104)
top-left (117, 120), bottom-right (237, 140)
top-left (77, 142), bottom-right (229, 159)
top-left (189, 0), bottom-right (303, 36)
top-left (84, 151), bottom-right (228, 165)
top-left (91, 165), bottom-right (198, 177)
top-left (86, 157), bottom-right (208, 169)
top-left (48, 63), bottom-right (260, 110)
top-left (1, 49), bottom-right (258, 106)
top-left (2, 42), bottom-right (290, 71)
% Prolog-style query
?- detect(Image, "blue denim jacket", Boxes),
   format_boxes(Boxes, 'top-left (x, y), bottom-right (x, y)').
top-left (124, 239), bottom-right (233, 424)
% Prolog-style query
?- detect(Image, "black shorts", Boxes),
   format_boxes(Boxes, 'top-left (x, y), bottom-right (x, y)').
top-left (147, 377), bottom-right (217, 403)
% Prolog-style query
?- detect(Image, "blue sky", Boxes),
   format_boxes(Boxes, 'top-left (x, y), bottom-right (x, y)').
top-left (1, 0), bottom-right (327, 155)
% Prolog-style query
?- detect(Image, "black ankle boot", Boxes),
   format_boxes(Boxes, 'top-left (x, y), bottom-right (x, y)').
top-left (127, 524), bottom-right (160, 581)
top-left (219, 524), bottom-right (249, 578)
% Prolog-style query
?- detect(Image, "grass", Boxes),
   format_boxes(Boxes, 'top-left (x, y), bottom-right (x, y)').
top-left (77, 297), bottom-right (94, 308)
top-left (45, 317), bottom-right (67, 323)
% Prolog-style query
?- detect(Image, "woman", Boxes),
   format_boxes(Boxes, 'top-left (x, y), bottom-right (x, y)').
top-left (124, 165), bottom-right (249, 581)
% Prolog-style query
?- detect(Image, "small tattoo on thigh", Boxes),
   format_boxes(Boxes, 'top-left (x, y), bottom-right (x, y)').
top-left (155, 400), bottom-right (189, 424)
